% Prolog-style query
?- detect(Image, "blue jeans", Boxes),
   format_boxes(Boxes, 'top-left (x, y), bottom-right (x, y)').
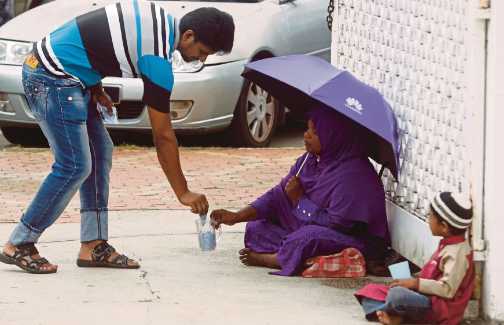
top-left (8, 58), bottom-right (113, 245)
top-left (361, 287), bottom-right (431, 322)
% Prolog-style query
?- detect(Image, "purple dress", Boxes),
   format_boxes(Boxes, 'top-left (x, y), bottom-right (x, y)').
top-left (246, 107), bottom-right (390, 276)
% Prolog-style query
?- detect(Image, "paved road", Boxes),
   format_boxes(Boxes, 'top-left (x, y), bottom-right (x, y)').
top-left (0, 121), bottom-right (305, 149)
top-left (0, 120), bottom-right (306, 224)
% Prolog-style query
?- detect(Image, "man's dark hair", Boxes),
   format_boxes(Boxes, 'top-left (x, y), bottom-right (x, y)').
top-left (180, 7), bottom-right (235, 53)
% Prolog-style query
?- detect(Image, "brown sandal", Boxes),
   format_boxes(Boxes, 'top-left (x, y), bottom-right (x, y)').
top-left (0, 243), bottom-right (57, 274)
top-left (76, 242), bottom-right (139, 269)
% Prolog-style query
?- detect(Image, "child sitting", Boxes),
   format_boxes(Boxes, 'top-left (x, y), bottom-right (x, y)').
top-left (355, 192), bottom-right (474, 325)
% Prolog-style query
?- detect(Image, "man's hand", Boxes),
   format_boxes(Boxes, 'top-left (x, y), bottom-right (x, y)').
top-left (179, 191), bottom-right (209, 215)
top-left (390, 278), bottom-right (419, 290)
top-left (210, 209), bottom-right (239, 228)
top-left (285, 176), bottom-right (304, 205)
top-left (148, 107), bottom-right (206, 215)
top-left (91, 86), bottom-right (113, 115)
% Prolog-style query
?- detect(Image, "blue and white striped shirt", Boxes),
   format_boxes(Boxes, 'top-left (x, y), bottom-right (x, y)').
top-left (35, 0), bottom-right (178, 112)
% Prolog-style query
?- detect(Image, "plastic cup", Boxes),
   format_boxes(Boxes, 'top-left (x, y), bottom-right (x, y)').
top-left (199, 231), bottom-right (216, 251)
top-left (195, 214), bottom-right (221, 252)
top-left (388, 261), bottom-right (411, 279)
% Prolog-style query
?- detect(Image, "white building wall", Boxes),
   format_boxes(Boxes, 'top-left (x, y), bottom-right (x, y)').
top-left (482, 0), bottom-right (504, 320)
top-left (330, 0), bottom-right (503, 321)
top-left (330, 0), bottom-right (477, 265)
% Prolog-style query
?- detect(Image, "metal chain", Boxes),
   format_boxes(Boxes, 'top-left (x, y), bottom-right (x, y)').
top-left (327, 0), bottom-right (335, 31)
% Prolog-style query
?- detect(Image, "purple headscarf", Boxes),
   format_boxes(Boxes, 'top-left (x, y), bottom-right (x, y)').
top-left (310, 106), bottom-right (368, 165)
top-left (283, 107), bottom-right (389, 240)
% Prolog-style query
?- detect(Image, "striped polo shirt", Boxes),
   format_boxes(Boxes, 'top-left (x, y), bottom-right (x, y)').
top-left (35, 0), bottom-right (178, 113)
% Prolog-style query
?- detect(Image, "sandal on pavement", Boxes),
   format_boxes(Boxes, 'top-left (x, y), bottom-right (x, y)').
top-left (0, 243), bottom-right (57, 274)
top-left (76, 242), bottom-right (139, 269)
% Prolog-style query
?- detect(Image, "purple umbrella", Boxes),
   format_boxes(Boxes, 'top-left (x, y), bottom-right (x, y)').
top-left (242, 54), bottom-right (400, 179)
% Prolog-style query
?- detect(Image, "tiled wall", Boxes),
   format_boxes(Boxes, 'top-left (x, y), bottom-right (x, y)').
top-left (331, 0), bottom-right (472, 221)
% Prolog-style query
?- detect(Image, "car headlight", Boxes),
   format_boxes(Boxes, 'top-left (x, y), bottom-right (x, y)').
top-left (0, 39), bottom-right (33, 65)
top-left (172, 51), bottom-right (203, 73)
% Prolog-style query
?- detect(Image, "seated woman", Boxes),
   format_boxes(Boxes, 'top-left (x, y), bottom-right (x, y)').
top-left (211, 107), bottom-right (390, 276)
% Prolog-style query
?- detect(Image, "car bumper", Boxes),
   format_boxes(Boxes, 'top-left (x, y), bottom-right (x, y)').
top-left (0, 60), bottom-right (246, 133)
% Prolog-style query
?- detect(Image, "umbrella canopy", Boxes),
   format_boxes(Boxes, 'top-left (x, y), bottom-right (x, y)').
top-left (242, 55), bottom-right (400, 179)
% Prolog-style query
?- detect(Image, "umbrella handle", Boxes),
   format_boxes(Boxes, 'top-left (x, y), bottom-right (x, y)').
top-left (296, 153), bottom-right (310, 177)
top-left (378, 165), bottom-right (385, 178)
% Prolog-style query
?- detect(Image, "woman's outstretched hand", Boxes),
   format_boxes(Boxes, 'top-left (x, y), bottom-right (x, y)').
top-left (210, 209), bottom-right (238, 228)
top-left (285, 176), bottom-right (304, 205)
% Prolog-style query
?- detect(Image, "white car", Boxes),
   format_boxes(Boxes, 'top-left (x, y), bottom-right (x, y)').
top-left (0, 0), bottom-right (330, 146)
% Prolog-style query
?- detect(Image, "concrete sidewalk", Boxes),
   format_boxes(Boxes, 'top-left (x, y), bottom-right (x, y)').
top-left (0, 210), bottom-right (372, 325)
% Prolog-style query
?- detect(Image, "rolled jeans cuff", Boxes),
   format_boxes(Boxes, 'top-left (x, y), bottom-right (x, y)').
top-left (81, 209), bottom-right (108, 242)
top-left (8, 221), bottom-right (42, 246)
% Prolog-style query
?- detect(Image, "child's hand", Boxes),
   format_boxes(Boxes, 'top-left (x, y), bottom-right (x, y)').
top-left (390, 278), bottom-right (419, 290)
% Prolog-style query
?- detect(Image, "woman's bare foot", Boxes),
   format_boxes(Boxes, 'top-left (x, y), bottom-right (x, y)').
top-left (2, 242), bottom-right (58, 273)
top-left (78, 240), bottom-right (139, 268)
top-left (376, 311), bottom-right (402, 325)
top-left (239, 248), bottom-right (280, 269)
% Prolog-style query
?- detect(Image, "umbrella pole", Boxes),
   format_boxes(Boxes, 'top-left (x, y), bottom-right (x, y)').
top-left (296, 153), bottom-right (310, 177)
top-left (378, 165), bottom-right (385, 178)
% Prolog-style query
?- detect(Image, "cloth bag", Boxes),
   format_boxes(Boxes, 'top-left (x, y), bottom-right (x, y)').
top-left (302, 247), bottom-right (366, 278)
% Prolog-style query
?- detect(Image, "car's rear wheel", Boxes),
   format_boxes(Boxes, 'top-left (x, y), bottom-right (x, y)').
top-left (1, 127), bottom-right (48, 147)
top-left (231, 79), bottom-right (282, 147)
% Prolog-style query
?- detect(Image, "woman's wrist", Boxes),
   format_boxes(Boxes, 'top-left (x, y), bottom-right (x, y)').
top-left (237, 206), bottom-right (257, 222)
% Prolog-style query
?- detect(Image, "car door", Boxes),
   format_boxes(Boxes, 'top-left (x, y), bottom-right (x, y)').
top-left (277, 0), bottom-right (331, 61)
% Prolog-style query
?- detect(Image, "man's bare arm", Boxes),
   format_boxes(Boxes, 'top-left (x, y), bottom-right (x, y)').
top-left (147, 106), bottom-right (208, 214)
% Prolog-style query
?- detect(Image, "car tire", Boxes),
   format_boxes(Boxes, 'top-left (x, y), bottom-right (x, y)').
top-left (1, 127), bottom-right (48, 147)
top-left (231, 79), bottom-right (282, 147)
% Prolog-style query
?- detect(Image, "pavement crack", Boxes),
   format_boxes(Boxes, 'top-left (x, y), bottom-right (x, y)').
top-left (140, 270), bottom-right (161, 302)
